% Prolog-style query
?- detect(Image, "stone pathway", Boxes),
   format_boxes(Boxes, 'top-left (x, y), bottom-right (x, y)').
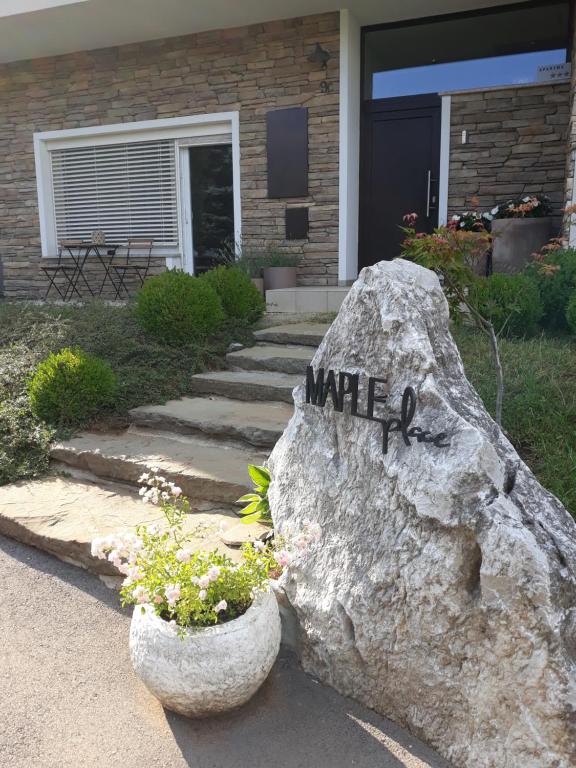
top-left (0, 534), bottom-right (451, 768)
top-left (0, 321), bottom-right (328, 577)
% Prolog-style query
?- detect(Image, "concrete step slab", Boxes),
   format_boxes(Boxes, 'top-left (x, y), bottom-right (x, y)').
top-left (227, 344), bottom-right (313, 375)
top-left (253, 322), bottom-right (330, 347)
top-left (0, 476), bottom-right (264, 579)
top-left (129, 396), bottom-right (292, 448)
top-left (189, 370), bottom-right (302, 404)
top-left (51, 430), bottom-right (267, 503)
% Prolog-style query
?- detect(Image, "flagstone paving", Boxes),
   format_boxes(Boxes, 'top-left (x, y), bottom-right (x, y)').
top-left (0, 534), bottom-right (451, 768)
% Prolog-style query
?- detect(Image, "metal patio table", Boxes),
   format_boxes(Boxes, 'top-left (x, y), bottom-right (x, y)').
top-left (65, 242), bottom-right (121, 297)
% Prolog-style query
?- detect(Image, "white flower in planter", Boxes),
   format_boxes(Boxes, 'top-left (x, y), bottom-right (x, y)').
top-left (90, 470), bottom-right (322, 718)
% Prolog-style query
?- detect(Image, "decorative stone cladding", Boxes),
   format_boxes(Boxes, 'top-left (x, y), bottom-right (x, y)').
top-left (0, 13), bottom-right (339, 298)
top-left (447, 82), bottom-right (571, 235)
top-left (564, 14), bottom-right (576, 238)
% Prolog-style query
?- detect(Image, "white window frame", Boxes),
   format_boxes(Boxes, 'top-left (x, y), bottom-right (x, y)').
top-left (34, 112), bottom-right (242, 273)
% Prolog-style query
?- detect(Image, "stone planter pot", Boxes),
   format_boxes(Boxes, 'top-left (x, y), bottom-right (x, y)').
top-left (491, 217), bottom-right (552, 273)
top-left (251, 277), bottom-right (265, 297)
top-left (129, 590), bottom-right (281, 717)
top-left (263, 266), bottom-right (298, 291)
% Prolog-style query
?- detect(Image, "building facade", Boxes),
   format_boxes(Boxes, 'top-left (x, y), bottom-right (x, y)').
top-left (0, 0), bottom-right (574, 298)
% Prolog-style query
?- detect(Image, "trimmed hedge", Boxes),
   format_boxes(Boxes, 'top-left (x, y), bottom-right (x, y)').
top-left (28, 347), bottom-right (117, 426)
top-left (199, 266), bottom-right (265, 323)
top-left (470, 273), bottom-right (543, 337)
top-left (135, 269), bottom-right (225, 345)
top-left (525, 248), bottom-right (576, 332)
top-left (566, 290), bottom-right (576, 335)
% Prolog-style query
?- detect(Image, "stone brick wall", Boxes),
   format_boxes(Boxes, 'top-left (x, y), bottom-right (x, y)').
top-left (447, 82), bottom-right (570, 234)
top-left (0, 13), bottom-right (339, 298)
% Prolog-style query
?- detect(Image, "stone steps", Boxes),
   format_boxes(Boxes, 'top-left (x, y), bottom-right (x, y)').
top-left (189, 369), bottom-right (302, 404)
top-left (254, 322), bottom-right (330, 347)
top-left (226, 343), bottom-right (313, 375)
top-left (0, 476), bottom-right (265, 582)
top-left (51, 429), bottom-right (267, 503)
top-left (0, 321), bottom-right (328, 590)
top-left (129, 396), bottom-right (292, 448)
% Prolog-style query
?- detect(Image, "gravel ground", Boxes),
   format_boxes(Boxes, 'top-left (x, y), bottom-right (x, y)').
top-left (0, 536), bottom-right (450, 768)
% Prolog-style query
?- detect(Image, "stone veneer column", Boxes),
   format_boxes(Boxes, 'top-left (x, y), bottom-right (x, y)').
top-left (564, 1), bottom-right (576, 240)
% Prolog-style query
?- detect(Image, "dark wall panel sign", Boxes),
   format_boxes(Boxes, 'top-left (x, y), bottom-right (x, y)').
top-left (267, 107), bottom-right (308, 198)
top-left (286, 207), bottom-right (309, 240)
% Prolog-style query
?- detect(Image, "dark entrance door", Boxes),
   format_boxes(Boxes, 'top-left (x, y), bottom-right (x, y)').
top-left (359, 94), bottom-right (441, 271)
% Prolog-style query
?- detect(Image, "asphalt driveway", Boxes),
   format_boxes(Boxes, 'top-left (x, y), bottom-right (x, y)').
top-left (0, 535), bottom-right (450, 768)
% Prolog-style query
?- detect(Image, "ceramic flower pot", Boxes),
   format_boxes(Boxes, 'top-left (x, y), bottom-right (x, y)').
top-left (263, 266), bottom-right (298, 291)
top-left (129, 590), bottom-right (281, 717)
top-left (491, 218), bottom-right (552, 273)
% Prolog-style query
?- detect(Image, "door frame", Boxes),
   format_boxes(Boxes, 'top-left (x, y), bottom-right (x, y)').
top-left (358, 93), bottom-right (442, 271)
top-left (176, 132), bottom-right (241, 275)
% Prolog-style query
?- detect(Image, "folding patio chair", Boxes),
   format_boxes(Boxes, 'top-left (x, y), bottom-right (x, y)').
top-left (112, 239), bottom-right (154, 298)
top-left (41, 239), bottom-right (84, 300)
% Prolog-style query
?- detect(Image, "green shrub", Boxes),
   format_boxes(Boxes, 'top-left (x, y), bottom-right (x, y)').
top-left (28, 347), bottom-right (117, 426)
top-left (525, 248), bottom-right (576, 332)
top-left (469, 273), bottom-right (543, 337)
top-left (0, 398), bottom-right (53, 486)
top-left (135, 269), bottom-right (225, 345)
top-left (199, 266), bottom-right (265, 323)
top-left (566, 290), bottom-right (576, 335)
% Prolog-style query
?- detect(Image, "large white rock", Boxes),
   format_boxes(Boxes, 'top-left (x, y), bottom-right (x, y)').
top-left (269, 260), bottom-right (576, 768)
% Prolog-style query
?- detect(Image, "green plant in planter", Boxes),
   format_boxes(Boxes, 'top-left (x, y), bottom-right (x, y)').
top-left (28, 347), bottom-right (117, 427)
top-left (489, 194), bottom-right (552, 220)
top-left (92, 472), bottom-right (321, 633)
top-left (93, 474), bottom-right (277, 631)
top-left (261, 251), bottom-right (302, 268)
top-left (236, 464), bottom-right (272, 524)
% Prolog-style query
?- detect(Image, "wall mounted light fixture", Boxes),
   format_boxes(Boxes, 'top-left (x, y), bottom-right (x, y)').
top-left (307, 43), bottom-right (331, 93)
top-left (308, 42), bottom-right (331, 69)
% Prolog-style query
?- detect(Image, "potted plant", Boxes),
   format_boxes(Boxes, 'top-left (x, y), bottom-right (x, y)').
top-left (91, 472), bottom-right (283, 718)
top-left (262, 250), bottom-right (302, 291)
top-left (235, 252), bottom-right (267, 297)
top-left (486, 194), bottom-right (553, 273)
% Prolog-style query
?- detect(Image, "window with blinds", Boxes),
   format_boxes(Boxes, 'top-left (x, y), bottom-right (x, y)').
top-left (50, 139), bottom-right (178, 246)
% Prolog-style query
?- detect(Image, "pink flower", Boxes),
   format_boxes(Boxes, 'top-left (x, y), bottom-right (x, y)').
top-left (175, 547), bottom-right (193, 563)
top-left (172, 486), bottom-right (182, 497)
top-left (153, 595), bottom-right (163, 605)
top-left (214, 600), bottom-right (227, 614)
top-left (164, 583), bottom-right (181, 606)
top-left (276, 550), bottom-right (291, 568)
top-left (132, 586), bottom-right (149, 604)
top-left (207, 566), bottom-right (221, 582)
top-left (198, 589), bottom-right (207, 601)
top-left (198, 575), bottom-right (210, 589)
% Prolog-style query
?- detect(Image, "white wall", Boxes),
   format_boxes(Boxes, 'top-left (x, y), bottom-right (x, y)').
top-left (338, 8), bottom-right (361, 284)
